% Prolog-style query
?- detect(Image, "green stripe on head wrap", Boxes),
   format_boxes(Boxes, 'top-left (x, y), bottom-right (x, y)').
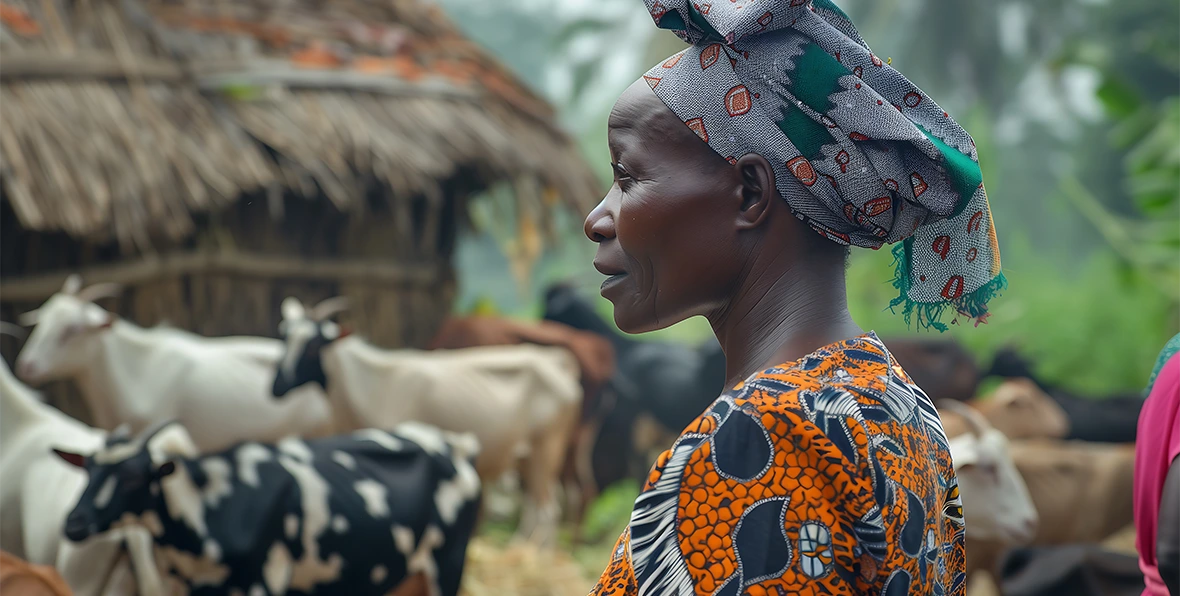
top-left (640, 0), bottom-right (1005, 331)
top-left (916, 125), bottom-right (984, 217)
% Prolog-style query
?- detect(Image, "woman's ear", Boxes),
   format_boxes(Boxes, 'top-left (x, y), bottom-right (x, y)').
top-left (734, 153), bottom-right (778, 230)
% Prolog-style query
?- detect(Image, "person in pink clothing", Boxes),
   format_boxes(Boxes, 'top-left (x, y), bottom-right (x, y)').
top-left (1135, 340), bottom-right (1180, 596)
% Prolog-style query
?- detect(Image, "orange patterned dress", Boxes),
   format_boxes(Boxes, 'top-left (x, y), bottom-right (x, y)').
top-left (590, 333), bottom-right (966, 596)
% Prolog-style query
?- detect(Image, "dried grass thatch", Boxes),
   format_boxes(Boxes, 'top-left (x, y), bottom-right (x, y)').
top-left (0, 0), bottom-right (599, 249)
top-left (0, 0), bottom-right (599, 424)
top-left (460, 538), bottom-right (595, 596)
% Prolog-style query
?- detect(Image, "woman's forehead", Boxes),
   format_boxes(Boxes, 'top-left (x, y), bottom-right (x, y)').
top-left (608, 80), bottom-right (713, 161)
top-left (609, 81), bottom-right (685, 139)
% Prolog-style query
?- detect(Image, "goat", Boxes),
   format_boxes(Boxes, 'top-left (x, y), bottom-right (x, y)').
top-left (937, 400), bottom-right (1038, 584)
top-left (271, 297), bottom-right (583, 546)
top-left (0, 322), bottom-right (163, 595)
top-left (14, 275), bottom-right (332, 453)
top-left (427, 315), bottom-right (617, 540)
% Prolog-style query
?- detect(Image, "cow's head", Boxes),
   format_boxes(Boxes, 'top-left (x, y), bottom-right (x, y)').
top-left (542, 282), bottom-right (615, 338)
top-left (15, 275), bottom-right (122, 385)
top-left (940, 400), bottom-right (1038, 545)
top-left (272, 296), bottom-right (350, 398)
top-left (980, 378), bottom-right (1070, 440)
top-left (53, 421), bottom-right (196, 542)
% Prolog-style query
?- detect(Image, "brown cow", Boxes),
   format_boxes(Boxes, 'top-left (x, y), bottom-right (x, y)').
top-left (883, 337), bottom-right (980, 402)
top-left (938, 377), bottom-right (1070, 441)
top-left (428, 316), bottom-right (616, 537)
top-left (0, 551), bottom-right (72, 596)
top-left (1009, 440), bottom-right (1136, 546)
top-left (973, 378), bottom-right (1070, 441)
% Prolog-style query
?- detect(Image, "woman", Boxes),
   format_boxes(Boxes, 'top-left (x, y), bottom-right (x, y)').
top-left (585, 1), bottom-right (1003, 595)
top-left (1135, 335), bottom-right (1180, 596)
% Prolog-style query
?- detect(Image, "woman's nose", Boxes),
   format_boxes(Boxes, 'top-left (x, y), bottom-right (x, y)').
top-left (584, 198), bottom-right (616, 243)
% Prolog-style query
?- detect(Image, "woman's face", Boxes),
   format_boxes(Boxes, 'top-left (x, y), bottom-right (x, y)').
top-left (585, 80), bottom-right (745, 334)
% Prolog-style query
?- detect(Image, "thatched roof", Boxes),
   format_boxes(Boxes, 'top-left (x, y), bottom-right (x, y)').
top-left (0, 0), bottom-right (600, 250)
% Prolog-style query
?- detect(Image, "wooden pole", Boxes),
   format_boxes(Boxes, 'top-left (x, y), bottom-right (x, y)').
top-left (0, 251), bottom-right (444, 302)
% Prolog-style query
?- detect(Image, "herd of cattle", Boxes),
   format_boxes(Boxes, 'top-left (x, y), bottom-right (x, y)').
top-left (0, 276), bottom-right (1146, 595)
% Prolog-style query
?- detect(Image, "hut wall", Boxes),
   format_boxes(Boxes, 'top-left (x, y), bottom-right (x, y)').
top-left (0, 187), bottom-right (464, 426)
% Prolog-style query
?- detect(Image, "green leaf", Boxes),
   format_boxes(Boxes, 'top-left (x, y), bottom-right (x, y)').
top-left (1095, 77), bottom-right (1143, 118)
top-left (218, 83), bottom-right (264, 102)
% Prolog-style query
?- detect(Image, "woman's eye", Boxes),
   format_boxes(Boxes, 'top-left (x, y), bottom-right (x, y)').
top-left (611, 162), bottom-right (631, 180)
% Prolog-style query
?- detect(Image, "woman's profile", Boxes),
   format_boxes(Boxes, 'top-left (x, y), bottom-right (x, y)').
top-left (584, 1), bottom-right (1003, 594)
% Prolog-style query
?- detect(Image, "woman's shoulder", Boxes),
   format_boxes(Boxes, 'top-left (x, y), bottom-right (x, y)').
top-left (721, 333), bottom-right (900, 416)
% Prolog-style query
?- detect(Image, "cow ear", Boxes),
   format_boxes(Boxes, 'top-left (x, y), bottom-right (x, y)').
top-left (947, 435), bottom-right (979, 468)
top-left (321, 321), bottom-right (340, 341)
top-left (53, 448), bottom-right (86, 468)
top-left (82, 304), bottom-right (114, 330)
top-left (155, 461), bottom-right (177, 478)
top-left (281, 297), bottom-right (305, 322)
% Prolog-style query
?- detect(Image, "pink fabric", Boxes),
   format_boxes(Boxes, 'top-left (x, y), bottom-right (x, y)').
top-left (1135, 353), bottom-right (1180, 596)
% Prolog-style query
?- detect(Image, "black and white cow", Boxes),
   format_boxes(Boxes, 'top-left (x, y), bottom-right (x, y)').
top-left (52, 420), bottom-right (482, 596)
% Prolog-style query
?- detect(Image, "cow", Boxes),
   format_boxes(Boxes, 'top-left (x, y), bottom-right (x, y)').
top-left (881, 337), bottom-right (980, 402)
top-left (14, 275), bottom-right (332, 453)
top-left (271, 297), bottom-right (582, 546)
top-left (0, 322), bottom-right (163, 595)
top-left (968, 378), bottom-right (1070, 441)
top-left (985, 346), bottom-right (1143, 443)
top-left (937, 401), bottom-right (1038, 584)
top-left (541, 283), bottom-right (726, 493)
top-left (427, 315), bottom-right (616, 538)
top-left (52, 420), bottom-right (482, 596)
top-left (1006, 440), bottom-right (1136, 546)
top-left (0, 550), bottom-right (72, 596)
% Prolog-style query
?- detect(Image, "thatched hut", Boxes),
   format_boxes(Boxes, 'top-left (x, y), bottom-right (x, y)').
top-left (0, 0), bottom-right (598, 418)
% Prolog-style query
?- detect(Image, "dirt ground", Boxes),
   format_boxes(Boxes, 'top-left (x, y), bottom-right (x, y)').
top-left (460, 538), bottom-right (595, 596)
top-left (458, 525), bottom-right (1139, 596)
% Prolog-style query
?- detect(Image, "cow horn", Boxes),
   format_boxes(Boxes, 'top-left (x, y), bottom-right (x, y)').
top-left (312, 296), bottom-right (350, 321)
top-left (139, 418), bottom-right (180, 446)
top-left (0, 322), bottom-right (26, 339)
top-left (62, 274), bottom-right (83, 295)
top-left (76, 282), bottom-right (124, 304)
top-left (112, 423), bottom-right (133, 439)
top-left (937, 400), bottom-right (989, 438)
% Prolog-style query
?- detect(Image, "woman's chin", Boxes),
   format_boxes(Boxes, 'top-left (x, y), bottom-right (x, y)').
top-left (611, 303), bottom-right (673, 335)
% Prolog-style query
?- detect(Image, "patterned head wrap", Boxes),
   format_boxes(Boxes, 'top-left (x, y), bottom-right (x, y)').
top-left (639, 0), bottom-right (1005, 330)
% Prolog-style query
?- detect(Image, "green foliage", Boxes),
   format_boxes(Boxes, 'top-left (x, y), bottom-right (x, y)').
top-left (580, 480), bottom-right (641, 543)
top-left (847, 232), bottom-right (1177, 395)
top-left (1122, 98), bottom-right (1180, 215)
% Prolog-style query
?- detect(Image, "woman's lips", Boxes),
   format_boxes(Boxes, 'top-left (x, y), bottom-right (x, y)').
top-left (593, 259), bottom-right (626, 277)
top-left (600, 273), bottom-right (627, 294)
top-left (593, 258), bottom-right (627, 295)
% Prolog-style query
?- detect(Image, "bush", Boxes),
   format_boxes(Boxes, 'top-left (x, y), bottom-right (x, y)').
top-left (847, 232), bottom-right (1177, 395)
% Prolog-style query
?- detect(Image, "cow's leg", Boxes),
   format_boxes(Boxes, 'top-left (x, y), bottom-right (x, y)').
top-left (386, 573), bottom-right (430, 596)
top-left (517, 404), bottom-right (578, 546)
top-left (568, 412), bottom-right (604, 544)
top-left (124, 528), bottom-right (166, 596)
top-left (432, 494), bottom-right (481, 596)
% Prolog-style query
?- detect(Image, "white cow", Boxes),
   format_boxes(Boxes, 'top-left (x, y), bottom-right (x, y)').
top-left (938, 400), bottom-right (1038, 584)
top-left (271, 297), bottom-right (582, 546)
top-left (0, 322), bottom-right (163, 595)
top-left (14, 275), bottom-right (332, 453)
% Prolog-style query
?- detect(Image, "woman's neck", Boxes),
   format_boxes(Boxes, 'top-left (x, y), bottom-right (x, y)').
top-left (708, 254), bottom-right (862, 386)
